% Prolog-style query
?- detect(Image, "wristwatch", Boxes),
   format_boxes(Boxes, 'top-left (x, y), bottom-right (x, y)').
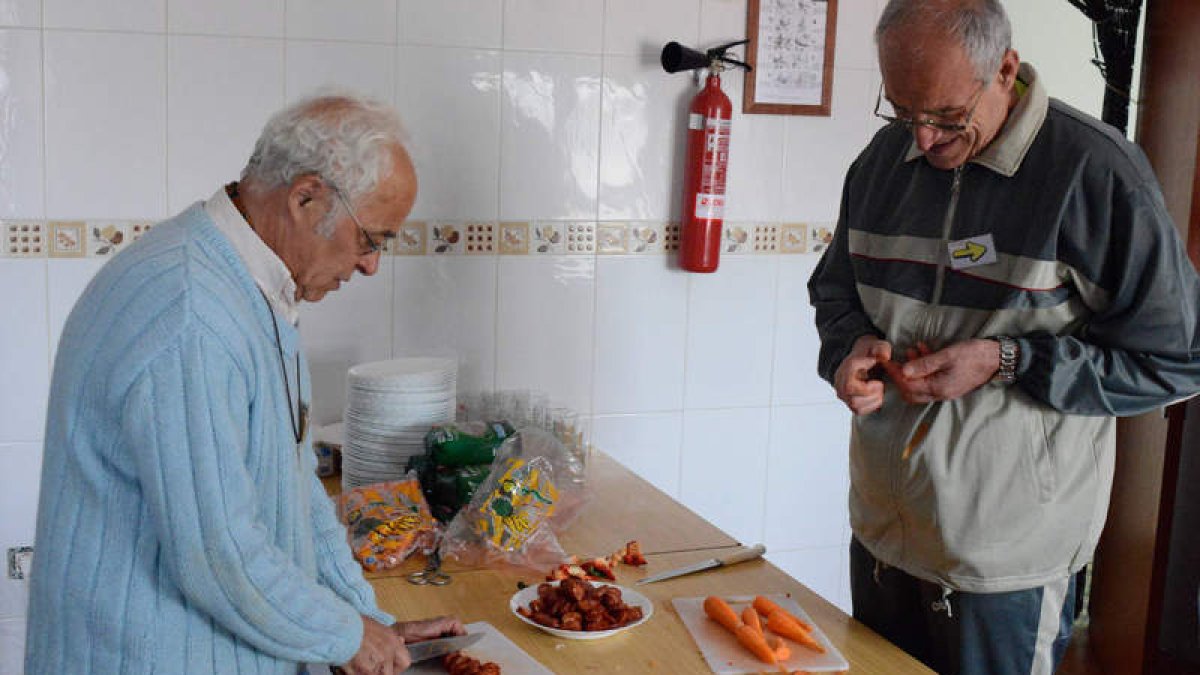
top-left (992, 336), bottom-right (1019, 384)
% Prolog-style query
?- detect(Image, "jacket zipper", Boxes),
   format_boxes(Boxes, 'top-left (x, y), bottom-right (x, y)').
top-left (892, 164), bottom-right (965, 564)
top-left (930, 166), bottom-right (964, 308)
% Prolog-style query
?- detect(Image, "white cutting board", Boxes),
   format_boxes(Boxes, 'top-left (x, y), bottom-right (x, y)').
top-left (407, 621), bottom-right (552, 675)
top-left (672, 595), bottom-right (850, 674)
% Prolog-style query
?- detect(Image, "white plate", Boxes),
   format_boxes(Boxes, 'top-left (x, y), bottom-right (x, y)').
top-left (509, 580), bottom-right (654, 640)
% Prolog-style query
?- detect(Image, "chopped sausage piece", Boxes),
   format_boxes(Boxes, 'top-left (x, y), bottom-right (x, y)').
top-left (443, 651), bottom-right (502, 674)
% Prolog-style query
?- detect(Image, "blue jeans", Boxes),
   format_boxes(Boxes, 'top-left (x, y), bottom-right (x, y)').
top-left (850, 538), bottom-right (1077, 675)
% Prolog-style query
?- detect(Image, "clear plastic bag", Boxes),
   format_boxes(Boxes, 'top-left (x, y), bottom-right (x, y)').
top-left (339, 474), bottom-right (440, 572)
top-left (439, 427), bottom-right (592, 573)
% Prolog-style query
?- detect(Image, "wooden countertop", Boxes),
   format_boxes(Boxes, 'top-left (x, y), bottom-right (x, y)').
top-left (330, 451), bottom-right (932, 673)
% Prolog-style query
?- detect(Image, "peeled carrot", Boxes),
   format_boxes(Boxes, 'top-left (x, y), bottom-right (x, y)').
top-left (752, 596), bottom-right (813, 632)
top-left (703, 597), bottom-right (777, 665)
top-left (766, 611), bottom-right (826, 654)
top-left (742, 606), bottom-right (763, 634)
top-left (768, 635), bottom-right (791, 661)
top-left (703, 596), bottom-right (743, 633)
top-left (734, 624), bottom-right (778, 664)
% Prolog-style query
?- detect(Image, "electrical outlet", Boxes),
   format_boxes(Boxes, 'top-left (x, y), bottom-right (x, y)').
top-left (7, 546), bottom-right (33, 580)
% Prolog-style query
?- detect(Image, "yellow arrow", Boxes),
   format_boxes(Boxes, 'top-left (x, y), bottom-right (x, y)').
top-left (952, 240), bottom-right (987, 263)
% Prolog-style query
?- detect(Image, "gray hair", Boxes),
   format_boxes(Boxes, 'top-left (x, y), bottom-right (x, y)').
top-left (241, 92), bottom-right (409, 237)
top-left (876, 0), bottom-right (1012, 81)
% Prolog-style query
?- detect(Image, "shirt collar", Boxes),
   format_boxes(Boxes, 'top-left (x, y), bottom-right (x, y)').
top-left (904, 62), bottom-right (1048, 177)
top-left (204, 186), bottom-right (300, 325)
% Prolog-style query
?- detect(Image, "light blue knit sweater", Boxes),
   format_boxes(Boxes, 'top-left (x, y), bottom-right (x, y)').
top-left (25, 205), bottom-right (392, 673)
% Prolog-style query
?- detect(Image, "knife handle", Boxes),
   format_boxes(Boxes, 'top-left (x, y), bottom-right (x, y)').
top-left (717, 543), bottom-right (767, 567)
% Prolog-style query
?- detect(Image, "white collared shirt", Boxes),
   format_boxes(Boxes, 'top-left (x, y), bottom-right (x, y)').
top-left (204, 186), bottom-right (300, 326)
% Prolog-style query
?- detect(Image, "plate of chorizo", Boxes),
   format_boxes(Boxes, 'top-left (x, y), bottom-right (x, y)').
top-left (510, 577), bottom-right (653, 640)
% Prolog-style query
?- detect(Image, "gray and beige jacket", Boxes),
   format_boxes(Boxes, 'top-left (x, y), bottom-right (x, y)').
top-left (808, 63), bottom-right (1200, 593)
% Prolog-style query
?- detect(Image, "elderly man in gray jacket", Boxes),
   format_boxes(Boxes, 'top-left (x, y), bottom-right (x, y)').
top-left (809, 1), bottom-right (1200, 673)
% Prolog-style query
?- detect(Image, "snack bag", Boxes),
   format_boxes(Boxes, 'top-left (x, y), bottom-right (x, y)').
top-left (439, 428), bottom-right (591, 572)
top-left (339, 474), bottom-right (439, 572)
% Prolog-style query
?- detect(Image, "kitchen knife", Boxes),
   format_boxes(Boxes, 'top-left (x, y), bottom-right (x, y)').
top-left (404, 632), bottom-right (484, 664)
top-left (636, 544), bottom-right (767, 585)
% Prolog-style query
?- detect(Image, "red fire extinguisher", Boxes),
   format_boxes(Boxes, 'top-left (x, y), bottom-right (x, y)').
top-left (662, 40), bottom-right (750, 273)
top-left (679, 69), bottom-right (732, 273)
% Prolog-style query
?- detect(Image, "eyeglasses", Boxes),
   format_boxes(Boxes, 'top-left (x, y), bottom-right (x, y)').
top-left (874, 79), bottom-right (987, 133)
top-left (331, 187), bottom-right (383, 255)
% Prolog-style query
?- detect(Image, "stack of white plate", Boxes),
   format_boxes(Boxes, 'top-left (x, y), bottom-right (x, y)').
top-left (342, 357), bottom-right (457, 489)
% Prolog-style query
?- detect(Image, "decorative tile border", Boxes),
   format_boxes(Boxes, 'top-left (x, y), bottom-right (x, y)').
top-left (0, 219), bottom-right (833, 258)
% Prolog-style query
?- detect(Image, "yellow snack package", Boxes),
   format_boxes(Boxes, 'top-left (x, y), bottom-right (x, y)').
top-left (340, 474), bottom-right (439, 571)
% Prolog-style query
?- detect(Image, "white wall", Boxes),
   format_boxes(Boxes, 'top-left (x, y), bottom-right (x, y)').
top-left (0, 1), bottom-right (1111, 670)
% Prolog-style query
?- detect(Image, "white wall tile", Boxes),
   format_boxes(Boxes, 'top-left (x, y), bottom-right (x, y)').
top-left (499, 52), bottom-right (601, 220)
top-left (503, 0), bottom-right (602, 54)
top-left (767, 545), bottom-right (847, 612)
top-left (604, 0), bottom-right (699, 58)
top-left (764, 404), bottom-right (850, 550)
top-left (286, 0), bottom-right (396, 44)
top-left (680, 407), bottom-right (769, 544)
top-left (1007, 0), bottom-right (1104, 118)
top-left (593, 257), bottom-right (687, 413)
top-left (495, 256), bottom-right (594, 414)
top-left (684, 255), bottom-right (776, 409)
top-left (44, 0), bottom-right (163, 32)
top-left (392, 256), bottom-right (497, 397)
top-left (835, 0), bottom-right (883, 72)
top-left (598, 56), bottom-right (692, 221)
top-left (299, 258), bottom-right (394, 427)
top-left (0, 0), bottom-right (39, 27)
top-left (44, 31), bottom-right (166, 219)
top-left (398, 0), bottom-right (501, 49)
top-left (780, 67), bottom-right (875, 222)
top-left (47, 258), bottom-right (104, 362)
top-left (0, 261), bottom-right (47, 442)
top-left (699, 0), bottom-right (746, 47)
top-left (592, 412), bottom-right (683, 498)
top-left (168, 0), bottom-right (284, 37)
top-left (0, 617), bottom-right (27, 672)
top-left (772, 255), bottom-right (838, 405)
top-left (397, 47), bottom-right (500, 221)
top-left (0, 443), bottom-right (40, 619)
top-left (168, 36), bottom-right (283, 213)
top-left (0, 29), bottom-right (44, 218)
top-left (287, 40), bottom-right (394, 105)
top-left (721, 70), bottom-right (785, 222)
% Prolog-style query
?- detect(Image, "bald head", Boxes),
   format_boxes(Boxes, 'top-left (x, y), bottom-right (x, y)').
top-left (876, 0), bottom-right (1012, 81)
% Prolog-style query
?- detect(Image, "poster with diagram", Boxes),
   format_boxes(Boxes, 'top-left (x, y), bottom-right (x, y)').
top-left (745, 0), bottom-right (838, 115)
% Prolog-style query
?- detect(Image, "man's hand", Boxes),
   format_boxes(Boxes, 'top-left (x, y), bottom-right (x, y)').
top-left (393, 615), bottom-right (466, 643)
top-left (834, 335), bottom-right (893, 415)
top-left (896, 338), bottom-right (1000, 403)
top-left (340, 616), bottom-right (410, 675)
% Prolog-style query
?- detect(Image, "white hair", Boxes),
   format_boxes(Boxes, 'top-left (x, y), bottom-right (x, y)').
top-left (876, 0), bottom-right (1012, 81)
top-left (240, 92), bottom-right (409, 237)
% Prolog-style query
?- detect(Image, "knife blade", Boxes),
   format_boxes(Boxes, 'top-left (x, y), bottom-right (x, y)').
top-left (636, 544), bottom-right (767, 585)
top-left (405, 632), bottom-right (484, 664)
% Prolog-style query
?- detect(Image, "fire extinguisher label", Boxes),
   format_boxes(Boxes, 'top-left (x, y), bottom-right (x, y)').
top-left (688, 113), bottom-right (704, 129)
top-left (699, 117), bottom-right (731, 197)
top-left (695, 193), bottom-right (726, 219)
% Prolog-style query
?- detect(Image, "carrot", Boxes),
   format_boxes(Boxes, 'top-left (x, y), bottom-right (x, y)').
top-left (752, 596), bottom-right (812, 632)
top-left (703, 596), bottom-right (743, 633)
top-left (704, 597), bottom-right (777, 665)
top-left (768, 635), bottom-right (791, 661)
top-left (735, 624), bottom-right (778, 664)
top-left (766, 611), bottom-right (826, 654)
top-left (742, 606), bottom-right (763, 634)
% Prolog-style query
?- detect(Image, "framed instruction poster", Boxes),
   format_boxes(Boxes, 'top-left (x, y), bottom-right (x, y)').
top-left (744, 0), bottom-right (838, 115)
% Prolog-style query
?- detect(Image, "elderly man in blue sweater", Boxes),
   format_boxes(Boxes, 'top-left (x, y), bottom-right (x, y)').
top-left (26, 94), bottom-right (462, 674)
